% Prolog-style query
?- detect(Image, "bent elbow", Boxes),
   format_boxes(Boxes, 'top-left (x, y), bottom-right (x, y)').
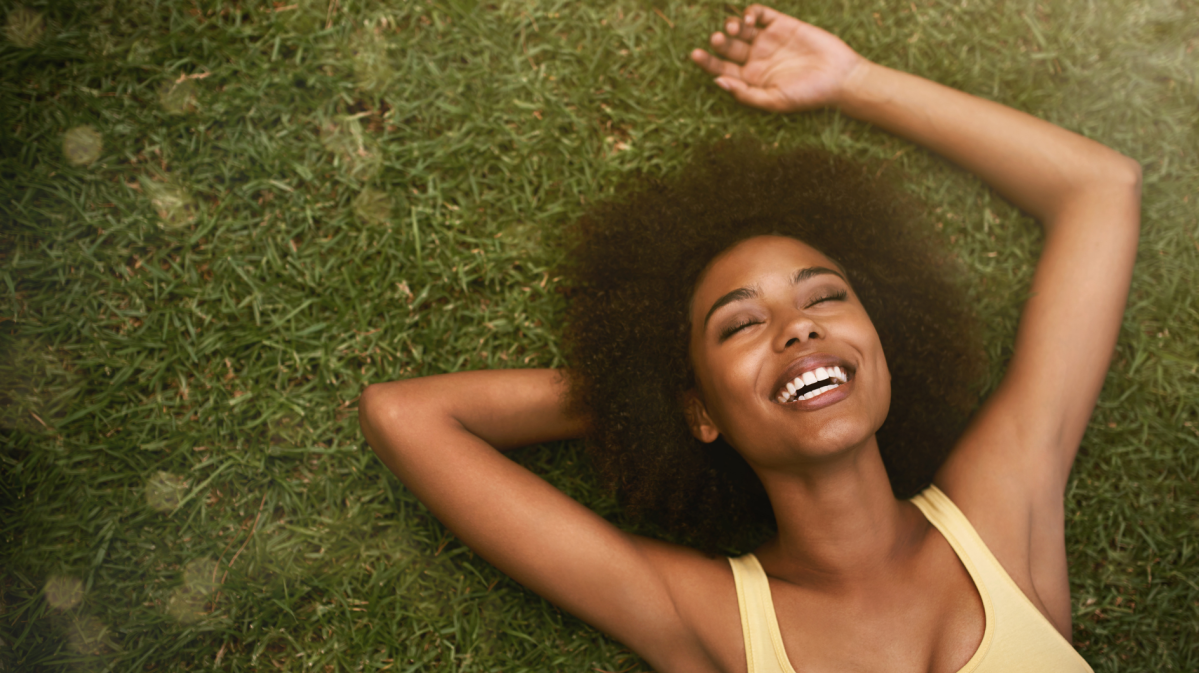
top-left (1087, 153), bottom-right (1142, 239)
top-left (358, 379), bottom-right (442, 459)
top-left (1088, 151), bottom-right (1142, 198)
top-left (1116, 155), bottom-right (1143, 196)
top-left (358, 382), bottom-right (408, 453)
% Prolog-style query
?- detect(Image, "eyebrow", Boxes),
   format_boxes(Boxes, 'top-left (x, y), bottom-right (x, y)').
top-left (703, 266), bottom-right (846, 328)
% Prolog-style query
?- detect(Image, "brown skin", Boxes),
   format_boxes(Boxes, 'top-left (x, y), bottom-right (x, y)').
top-left (359, 5), bottom-right (1140, 672)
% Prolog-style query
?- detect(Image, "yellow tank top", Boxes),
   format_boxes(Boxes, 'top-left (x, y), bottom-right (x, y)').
top-left (727, 485), bottom-right (1093, 673)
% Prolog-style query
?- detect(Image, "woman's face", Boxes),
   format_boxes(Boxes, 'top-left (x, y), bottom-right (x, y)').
top-left (687, 235), bottom-right (891, 469)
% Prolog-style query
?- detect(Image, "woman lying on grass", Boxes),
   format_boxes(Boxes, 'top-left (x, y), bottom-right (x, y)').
top-left (360, 6), bottom-right (1139, 672)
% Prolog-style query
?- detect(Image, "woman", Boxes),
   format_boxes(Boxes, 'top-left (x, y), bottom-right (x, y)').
top-left (359, 6), bottom-right (1140, 672)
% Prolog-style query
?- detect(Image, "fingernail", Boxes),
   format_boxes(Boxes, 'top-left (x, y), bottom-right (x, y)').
top-left (715, 78), bottom-right (731, 91)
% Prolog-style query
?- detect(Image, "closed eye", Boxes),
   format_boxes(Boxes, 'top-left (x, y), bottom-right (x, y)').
top-left (719, 319), bottom-right (758, 342)
top-left (806, 289), bottom-right (848, 307)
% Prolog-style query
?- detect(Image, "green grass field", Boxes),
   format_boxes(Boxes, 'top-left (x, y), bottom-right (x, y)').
top-left (1, 0), bottom-right (1196, 670)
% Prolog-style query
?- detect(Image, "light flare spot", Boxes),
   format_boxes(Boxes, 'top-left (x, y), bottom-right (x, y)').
top-left (44, 575), bottom-right (84, 610)
top-left (167, 558), bottom-right (220, 622)
top-left (63, 126), bottom-right (103, 166)
top-left (5, 4), bottom-right (44, 48)
top-left (349, 25), bottom-right (392, 94)
top-left (319, 114), bottom-right (381, 180)
top-left (139, 176), bottom-right (197, 229)
top-left (184, 558), bottom-right (220, 595)
top-left (0, 338), bottom-right (79, 431)
top-left (158, 79), bottom-right (198, 114)
top-left (146, 471), bottom-right (188, 512)
top-left (353, 187), bottom-right (394, 225)
top-left (167, 586), bottom-right (208, 622)
top-left (66, 614), bottom-right (109, 654)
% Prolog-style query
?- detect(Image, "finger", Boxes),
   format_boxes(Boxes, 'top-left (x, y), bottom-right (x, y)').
top-left (724, 16), bottom-right (760, 43)
top-left (715, 77), bottom-right (784, 112)
top-left (690, 49), bottom-right (741, 78)
top-left (744, 4), bottom-right (784, 29)
top-left (709, 30), bottom-right (753, 64)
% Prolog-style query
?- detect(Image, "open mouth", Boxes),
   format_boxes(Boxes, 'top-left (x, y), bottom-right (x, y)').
top-left (775, 365), bottom-right (851, 404)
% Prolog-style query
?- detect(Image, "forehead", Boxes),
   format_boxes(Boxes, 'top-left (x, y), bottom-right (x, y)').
top-left (691, 236), bottom-right (839, 317)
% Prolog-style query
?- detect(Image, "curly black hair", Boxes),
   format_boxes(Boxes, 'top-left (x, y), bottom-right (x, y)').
top-left (560, 139), bottom-right (986, 554)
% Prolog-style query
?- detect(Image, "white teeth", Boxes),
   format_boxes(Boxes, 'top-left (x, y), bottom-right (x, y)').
top-left (777, 365), bottom-right (852, 404)
top-left (778, 380), bottom-right (844, 404)
top-left (808, 382), bottom-right (840, 400)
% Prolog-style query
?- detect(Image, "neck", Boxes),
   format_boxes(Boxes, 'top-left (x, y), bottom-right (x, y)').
top-left (753, 435), bottom-right (925, 590)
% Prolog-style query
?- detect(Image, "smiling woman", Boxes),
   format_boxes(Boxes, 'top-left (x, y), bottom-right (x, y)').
top-left (687, 238), bottom-right (891, 465)
top-left (561, 144), bottom-right (984, 551)
top-left (358, 5), bottom-right (1139, 672)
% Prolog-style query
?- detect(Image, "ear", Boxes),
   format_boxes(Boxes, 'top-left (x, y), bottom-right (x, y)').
top-left (682, 390), bottom-right (721, 444)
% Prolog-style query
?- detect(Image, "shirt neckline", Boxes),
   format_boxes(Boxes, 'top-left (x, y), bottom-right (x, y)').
top-left (746, 485), bottom-right (995, 673)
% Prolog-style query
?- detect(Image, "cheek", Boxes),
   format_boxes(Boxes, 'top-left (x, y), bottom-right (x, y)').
top-left (839, 308), bottom-right (889, 414)
top-left (693, 348), bottom-right (761, 432)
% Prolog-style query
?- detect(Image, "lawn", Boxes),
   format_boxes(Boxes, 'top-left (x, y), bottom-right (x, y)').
top-left (1, 0), bottom-right (1196, 670)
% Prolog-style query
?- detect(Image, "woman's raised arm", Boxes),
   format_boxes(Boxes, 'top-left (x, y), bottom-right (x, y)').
top-left (692, 3), bottom-right (1140, 495)
top-left (358, 370), bottom-right (726, 672)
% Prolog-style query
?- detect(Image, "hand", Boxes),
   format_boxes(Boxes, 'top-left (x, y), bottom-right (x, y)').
top-left (690, 5), bottom-right (865, 113)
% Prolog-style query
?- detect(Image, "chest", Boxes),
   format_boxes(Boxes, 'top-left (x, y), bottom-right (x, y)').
top-left (766, 565), bottom-right (985, 673)
top-left (708, 531), bottom-right (986, 673)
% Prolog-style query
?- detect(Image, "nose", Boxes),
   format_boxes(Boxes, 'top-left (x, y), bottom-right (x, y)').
top-left (774, 309), bottom-right (823, 351)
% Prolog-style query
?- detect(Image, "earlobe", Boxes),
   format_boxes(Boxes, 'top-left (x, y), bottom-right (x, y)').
top-left (683, 391), bottom-right (721, 443)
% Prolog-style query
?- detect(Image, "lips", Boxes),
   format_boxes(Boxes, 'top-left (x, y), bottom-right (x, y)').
top-left (771, 354), bottom-right (856, 406)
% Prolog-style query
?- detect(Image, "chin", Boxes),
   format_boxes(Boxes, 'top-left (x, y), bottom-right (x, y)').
top-left (792, 428), bottom-right (876, 464)
top-left (732, 422), bottom-right (879, 471)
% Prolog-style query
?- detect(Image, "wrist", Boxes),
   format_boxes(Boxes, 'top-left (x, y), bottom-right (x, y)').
top-left (834, 58), bottom-right (885, 118)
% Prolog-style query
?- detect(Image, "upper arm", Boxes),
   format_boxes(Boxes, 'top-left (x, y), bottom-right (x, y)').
top-left (936, 156), bottom-right (1140, 628)
top-left (358, 372), bottom-right (720, 672)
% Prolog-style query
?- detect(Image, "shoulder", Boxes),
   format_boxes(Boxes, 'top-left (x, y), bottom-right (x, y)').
top-left (631, 536), bottom-right (747, 673)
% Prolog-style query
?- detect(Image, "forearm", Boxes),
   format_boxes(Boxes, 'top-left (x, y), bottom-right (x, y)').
top-left (837, 61), bottom-right (1140, 225)
top-left (359, 369), bottom-right (589, 458)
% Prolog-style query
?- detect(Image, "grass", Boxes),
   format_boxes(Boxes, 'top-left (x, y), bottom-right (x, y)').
top-left (0, 0), bottom-right (1196, 670)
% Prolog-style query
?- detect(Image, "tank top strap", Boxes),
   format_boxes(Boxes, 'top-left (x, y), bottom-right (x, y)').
top-left (728, 554), bottom-right (795, 673)
top-left (910, 484), bottom-right (1094, 672)
top-left (909, 485), bottom-right (996, 570)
